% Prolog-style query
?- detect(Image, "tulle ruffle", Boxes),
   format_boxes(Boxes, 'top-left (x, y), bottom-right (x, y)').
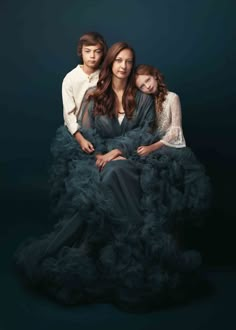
top-left (15, 126), bottom-right (211, 311)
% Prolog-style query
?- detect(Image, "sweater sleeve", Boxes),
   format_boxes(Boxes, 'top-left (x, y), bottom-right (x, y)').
top-left (62, 76), bottom-right (80, 135)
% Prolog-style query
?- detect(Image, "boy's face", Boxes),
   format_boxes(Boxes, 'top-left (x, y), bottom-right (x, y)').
top-left (81, 43), bottom-right (103, 71)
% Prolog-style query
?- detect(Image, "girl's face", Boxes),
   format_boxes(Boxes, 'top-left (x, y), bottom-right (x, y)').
top-left (136, 74), bottom-right (158, 94)
top-left (112, 48), bottom-right (133, 80)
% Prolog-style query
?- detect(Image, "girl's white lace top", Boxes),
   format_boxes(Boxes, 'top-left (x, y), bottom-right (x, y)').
top-left (156, 91), bottom-right (186, 148)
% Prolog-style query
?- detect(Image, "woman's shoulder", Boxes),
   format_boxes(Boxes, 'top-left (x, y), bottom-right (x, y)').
top-left (82, 87), bottom-right (96, 105)
top-left (135, 89), bottom-right (154, 104)
top-left (86, 86), bottom-right (97, 95)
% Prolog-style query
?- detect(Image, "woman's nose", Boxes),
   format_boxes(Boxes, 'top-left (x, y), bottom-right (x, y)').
top-left (121, 61), bottom-right (126, 68)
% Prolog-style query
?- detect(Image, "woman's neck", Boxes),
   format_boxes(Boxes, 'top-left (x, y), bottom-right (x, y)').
top-left (112, 77), bottom-right (127, 93)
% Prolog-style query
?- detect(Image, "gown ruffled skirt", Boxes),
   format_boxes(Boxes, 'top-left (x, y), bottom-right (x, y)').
top-left (15, 124), bottom-right (211, 311)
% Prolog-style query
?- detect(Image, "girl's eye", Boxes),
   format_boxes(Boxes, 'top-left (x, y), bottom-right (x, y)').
top-left (115, 59), bottom-right (122, 62)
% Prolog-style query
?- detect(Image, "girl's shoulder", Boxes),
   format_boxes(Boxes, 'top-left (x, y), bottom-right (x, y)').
top-left (166, 91), bottom-right (179, 101)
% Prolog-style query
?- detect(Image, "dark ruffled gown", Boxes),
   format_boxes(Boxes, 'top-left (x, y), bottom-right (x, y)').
top-left (15, 91), bottom-right (211, 311)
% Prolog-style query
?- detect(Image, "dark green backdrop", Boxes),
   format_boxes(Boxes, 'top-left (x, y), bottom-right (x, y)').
top-left (1, 0), bottom-right (236, 266)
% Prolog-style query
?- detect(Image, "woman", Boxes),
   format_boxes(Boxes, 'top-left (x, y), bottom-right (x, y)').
top-left (15, 45), bottom-right (206, 312)
top-left (135, 64), bottom-right (211, 234)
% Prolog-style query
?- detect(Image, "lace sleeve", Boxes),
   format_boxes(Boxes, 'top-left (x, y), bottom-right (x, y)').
top-left (160, 94), bottom-right (186, 148)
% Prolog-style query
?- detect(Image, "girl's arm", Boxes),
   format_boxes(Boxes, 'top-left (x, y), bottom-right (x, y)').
top-left (159, 93), bottom-right (186, 148)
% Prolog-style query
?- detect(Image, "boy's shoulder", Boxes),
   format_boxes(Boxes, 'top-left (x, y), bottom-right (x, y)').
top-left (63, 65), bottom-right (83, 82)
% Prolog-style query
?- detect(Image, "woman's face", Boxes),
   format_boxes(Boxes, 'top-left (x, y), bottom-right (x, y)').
top-left (112, 48), bottom-right (133, 80)
top-left (136, 74), bottom-right (158, 94)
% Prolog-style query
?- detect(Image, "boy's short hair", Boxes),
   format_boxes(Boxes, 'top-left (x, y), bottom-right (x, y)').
top-left (77, 32), bottom-right (108, 62)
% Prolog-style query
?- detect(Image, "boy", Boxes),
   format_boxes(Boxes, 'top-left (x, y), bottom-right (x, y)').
top-left (62, 32), bottom-right (107, 153)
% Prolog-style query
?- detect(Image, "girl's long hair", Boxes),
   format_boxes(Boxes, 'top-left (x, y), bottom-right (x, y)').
top-left (91, 42), bottom-right (137, 119)
top-left (135, 64), bottom-right (168, 113)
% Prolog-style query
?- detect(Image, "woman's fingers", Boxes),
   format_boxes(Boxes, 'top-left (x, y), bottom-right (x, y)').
top-left (112, 156), bottom-right (126, 161)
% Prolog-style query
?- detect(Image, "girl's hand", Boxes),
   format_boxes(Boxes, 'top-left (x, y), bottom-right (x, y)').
top-left (137, 145), bottom-right (154, 157)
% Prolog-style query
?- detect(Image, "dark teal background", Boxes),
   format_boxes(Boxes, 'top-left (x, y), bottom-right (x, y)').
top-left (1, 0), bottom-right (236, 266)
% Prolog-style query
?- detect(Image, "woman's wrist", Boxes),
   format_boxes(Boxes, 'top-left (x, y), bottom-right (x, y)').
top-left (113, 149), bottom-right (122, 157)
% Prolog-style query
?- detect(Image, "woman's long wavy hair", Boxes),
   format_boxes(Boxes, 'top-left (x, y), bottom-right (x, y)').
top-left (135, 64), bottom-right (168, 113)
top-left (91, 42), bottom-right (137, 119)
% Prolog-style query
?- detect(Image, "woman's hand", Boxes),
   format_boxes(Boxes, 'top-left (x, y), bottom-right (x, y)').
top-left (112, 156), bottom-right (126, 161)
top-left (96, 149), bottom-right (122, 170)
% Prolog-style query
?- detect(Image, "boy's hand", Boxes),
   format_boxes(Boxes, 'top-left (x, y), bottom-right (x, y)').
top-left (74, 131), bottom-right (94, 153)
top-left (79, 138), bottom-right (95, 153)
